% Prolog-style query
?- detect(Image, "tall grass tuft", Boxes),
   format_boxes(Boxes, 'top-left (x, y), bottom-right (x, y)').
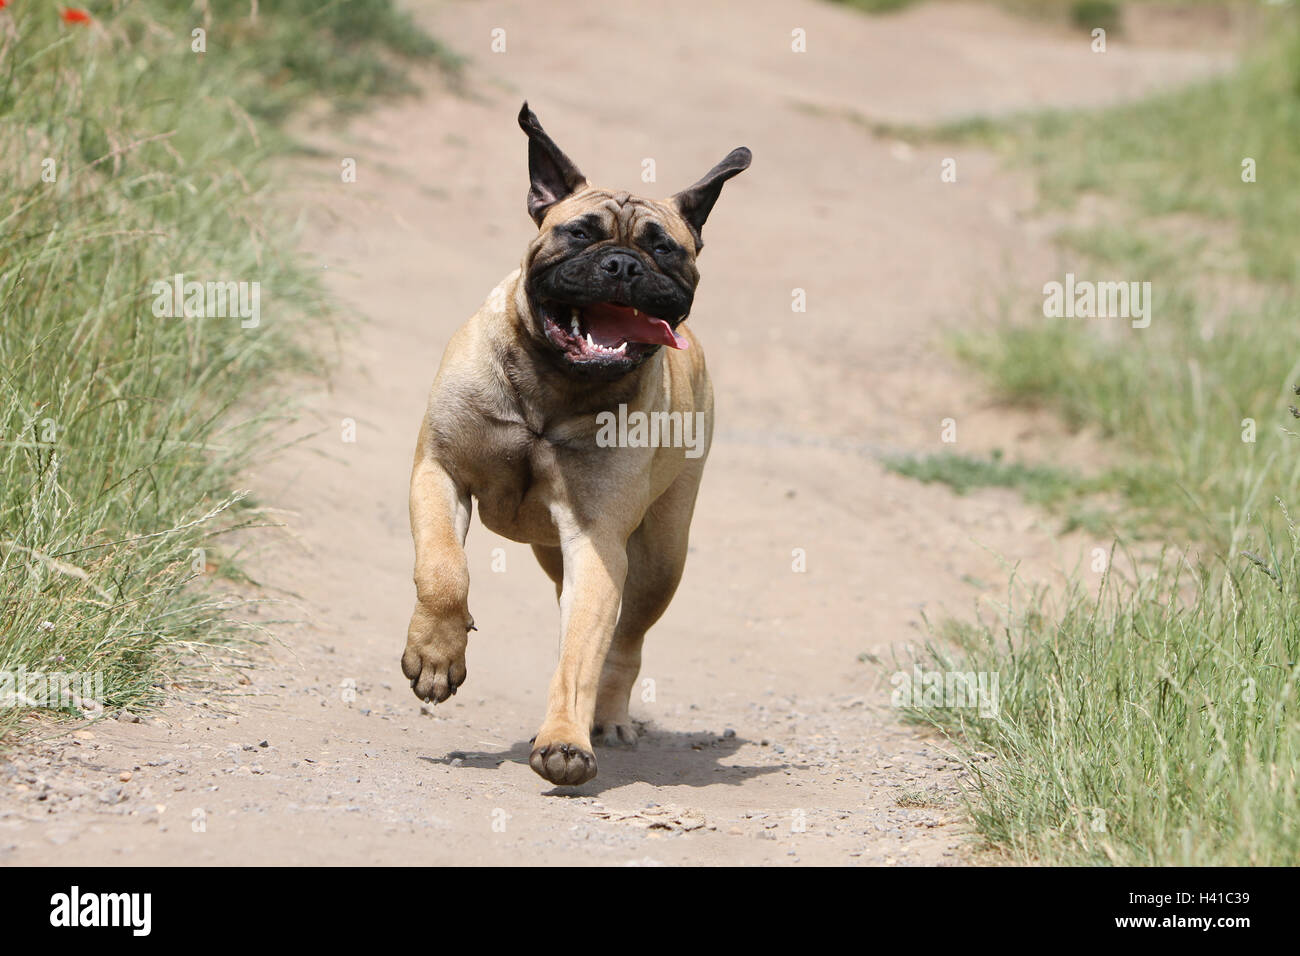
top-left (0, 1), bottom-right (446, 738)
top-left (907, 524), bottom-right (1300, 865)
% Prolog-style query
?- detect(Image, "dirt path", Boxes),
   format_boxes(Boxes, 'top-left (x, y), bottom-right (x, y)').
top-left (0, 1), bottom-right (1232, 865)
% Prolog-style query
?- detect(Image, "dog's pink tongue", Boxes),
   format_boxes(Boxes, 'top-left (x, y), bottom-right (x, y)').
top-left (584, 303), bottom-right (688, 349)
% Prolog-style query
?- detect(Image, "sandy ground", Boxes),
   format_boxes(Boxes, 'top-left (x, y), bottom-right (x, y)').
top-left (0, 1), bottom-right (1234, 866)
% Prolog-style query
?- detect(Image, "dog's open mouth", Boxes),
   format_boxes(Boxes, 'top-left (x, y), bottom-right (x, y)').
top-left (540, 301), bottom-right (688, 365)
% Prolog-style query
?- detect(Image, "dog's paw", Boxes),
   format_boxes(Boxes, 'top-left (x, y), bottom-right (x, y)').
top-left (401, 641), bottom-right (466, 704)
top-left (401, 605), bottom-right (470, 704)
top-left (592, 721), bottom-right (638, 748)
top-left (529, 733), bottom-right (598, 786)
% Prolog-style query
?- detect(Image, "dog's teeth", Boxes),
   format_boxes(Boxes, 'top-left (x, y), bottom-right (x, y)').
top-left (632, 308), bottom-right (638, 317)
top-left (570, 317), bottom-right (580, 336)
top-left (585, 333), bottom-right (594, 348)
top-left (614, 342), bottom-right (627, 354)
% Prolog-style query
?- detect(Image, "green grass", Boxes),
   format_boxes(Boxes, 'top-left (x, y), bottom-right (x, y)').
top-left (881, 10), bottom-right (1300, 864)
top-left (191, 0), bottom-right (464, 120)
top-left (0, 1), bottom-right (448, 738)
top-left (885, 449), bottom-right (1085, 503)
top-left (944, 34), bottom-right (1300, 285)
top-left (944, 17), bottom-right (1300, 551)
top-left (904, 529), bottom-right (1300, 865)
top-left (883, 449), bottom-right (1113, 534)
top-left (1069, 1), bottom-right (1122, 33)
top-left (826, 0), bottom-right (919, 13)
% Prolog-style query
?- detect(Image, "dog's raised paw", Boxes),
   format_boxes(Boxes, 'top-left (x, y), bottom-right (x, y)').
top-left (400, 639), bottom-right (466, 704)
top-left (401, 606), bottom-right (471, 704)
top-left (529, 740), bottom-right (597, 786)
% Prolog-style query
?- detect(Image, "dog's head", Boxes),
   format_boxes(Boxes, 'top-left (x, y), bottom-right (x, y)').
top-left (516, 103), bottom-right (750, 380)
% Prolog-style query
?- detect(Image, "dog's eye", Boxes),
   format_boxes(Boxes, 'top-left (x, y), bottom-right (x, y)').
top-left (654, 243), bottom-right (672, 256)
top-left (570, 228), bottom-right (588, 241)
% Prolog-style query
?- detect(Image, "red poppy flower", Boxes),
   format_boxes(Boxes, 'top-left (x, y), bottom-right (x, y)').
top-left (61, 7), bottom-right (92, 24)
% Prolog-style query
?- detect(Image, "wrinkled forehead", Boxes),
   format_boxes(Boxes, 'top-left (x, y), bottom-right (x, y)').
top-left (542, 188), bottom-right (696, 249)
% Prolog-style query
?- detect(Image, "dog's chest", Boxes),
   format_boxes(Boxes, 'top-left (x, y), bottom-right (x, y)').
top-left (462, 421), bottom-right (572, 545)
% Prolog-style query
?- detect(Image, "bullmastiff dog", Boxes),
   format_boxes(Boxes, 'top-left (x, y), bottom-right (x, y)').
top-left (402, 103), bottom-right (750, 786)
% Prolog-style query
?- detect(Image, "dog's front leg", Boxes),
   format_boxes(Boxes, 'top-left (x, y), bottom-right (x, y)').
top-left (402, 433), bottom-right (473, 704)
top-left (529, 527), bottom-right (628, 786)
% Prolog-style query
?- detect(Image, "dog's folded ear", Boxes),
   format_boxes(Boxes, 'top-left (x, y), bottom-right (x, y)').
top-left (518, 102), bottom-right (588, 227)
top-left (671, 147), bottom-right (751, 252)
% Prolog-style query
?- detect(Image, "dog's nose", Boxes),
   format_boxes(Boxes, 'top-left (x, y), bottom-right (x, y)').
top-left (599, 251), bottom-right (643, 280)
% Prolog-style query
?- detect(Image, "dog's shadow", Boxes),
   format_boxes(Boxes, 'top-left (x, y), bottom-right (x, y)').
top-left (417, 725), bottom-right (787, 795)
